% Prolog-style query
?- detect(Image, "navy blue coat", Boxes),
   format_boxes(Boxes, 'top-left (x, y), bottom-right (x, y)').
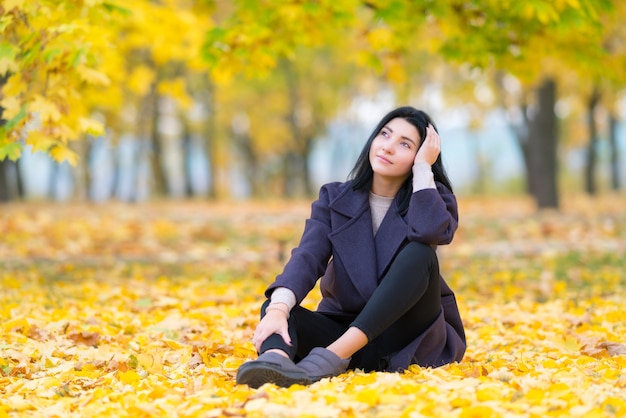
top-left (266, 180), bottom-right (466, 371)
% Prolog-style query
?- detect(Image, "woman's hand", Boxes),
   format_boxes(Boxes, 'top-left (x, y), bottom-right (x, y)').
top-left (414, 124), bottom-right (441, 166)
top-left (251, 306), bottom-right (291, 352)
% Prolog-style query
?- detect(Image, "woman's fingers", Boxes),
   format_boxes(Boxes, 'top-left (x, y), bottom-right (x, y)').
top-left (252, 331), bottom-right (264, 352)
top-left (279, 328), bottom-right (292, 346)
top-left (415, 124), bottom-right (441, 165)
top-left (251, 315), bottom-right (291, 352)
top-left (427, 124), bottom-right (440, 147)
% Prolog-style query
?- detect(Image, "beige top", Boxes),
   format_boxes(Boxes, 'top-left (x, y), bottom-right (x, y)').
top-left (369, 192), bottom-right (394, 235)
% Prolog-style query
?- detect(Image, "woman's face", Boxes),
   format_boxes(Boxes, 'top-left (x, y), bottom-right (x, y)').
top-left (369, 117), bottom-right (421, 182)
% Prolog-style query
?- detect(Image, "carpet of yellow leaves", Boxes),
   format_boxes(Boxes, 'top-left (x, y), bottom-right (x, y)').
top-left (1, 195), bottom-right (625, 417)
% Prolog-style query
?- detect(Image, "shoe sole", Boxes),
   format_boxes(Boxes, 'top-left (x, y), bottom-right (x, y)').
top-left (236, 361), bottom-right (312, 388)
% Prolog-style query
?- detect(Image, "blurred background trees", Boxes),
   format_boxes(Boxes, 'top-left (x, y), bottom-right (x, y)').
top-left (1, 0), bottom-right (624, 209)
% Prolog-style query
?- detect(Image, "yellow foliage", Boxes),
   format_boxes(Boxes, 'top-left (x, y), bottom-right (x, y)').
top-left (2, 0), bottom-right (22, 12)
top-left (29, 95), bottom-right (62, 123)
top-left (24, 130), bottom-right (54, 153)
top-left (0, 96), bottom-right (21, 120)
top-left (118, 370), bottom-right (142, 385)
top-left (49, 145), bottom-right (79, 165)
top-left (79, 117), bottom-right (105, 137)
top-left (158, 78), bottom-right (193, 110)
top-left (0, 56), bottom-right (18, 76)
top-left (385, 57), bottom-right (407, 85)
top-left (367, 27), bottom-right (393, 50)
top-left (355, 387), bottom-right (380, 405)
top-left (475, 385), bottom-right (505, 402)
top-left (2, 317), bottom-right (29, 334)
top-left (0, 0), bottom-right (216, 163)
top-left (459, 405), bottom-right (498, 418)
top-left (76, 65), bottom-right (111, 87)
top-left (128, 65), bottom-right (157, 96)
top-left (1, 73), bottom-right (26, 97)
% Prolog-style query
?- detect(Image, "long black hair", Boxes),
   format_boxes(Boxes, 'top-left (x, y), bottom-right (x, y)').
top-left (348, 106), bottom-right (454, 213)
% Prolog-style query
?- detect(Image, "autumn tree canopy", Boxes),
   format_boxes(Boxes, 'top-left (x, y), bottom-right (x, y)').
top-left (0, 0), bottom-right (213, 163)
top-left (0, 0), bottom-right (622, 205)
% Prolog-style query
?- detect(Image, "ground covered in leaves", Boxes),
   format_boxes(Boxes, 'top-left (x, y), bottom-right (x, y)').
top-left (1, 195), bottom-right (625, 417)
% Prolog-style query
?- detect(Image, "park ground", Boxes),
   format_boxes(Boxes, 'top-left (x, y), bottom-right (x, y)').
top-left (1, 194), bottom-right (625, 417)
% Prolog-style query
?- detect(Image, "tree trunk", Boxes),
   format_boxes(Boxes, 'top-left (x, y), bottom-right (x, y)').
top-left (13, 159), bottom-right (23, 199)
top-left (584, 87), bottom-right (601, 195)
top-left (608, 111), bottom-right (621, 191)
top-left (237, 132), bottom-right (262, 198)
top-left (231, 111), bottom-right (262, 198)
top-left (48, 163), bottom-right (59, 200)
top-left (0, 73), bottom-right (10, 203)
top-left (151, 93), bottom-right (168, 196)
top-left (73, 137), bottom-right (92, 201)
top-left (281, 60), bottom-right (316, 198)
top-left (203, 81), bottom-right (217, 199)
top-left (526, 78), bottom-right (559, 209)
top-left (137, 75), bottom-right (167, 198)
top-left (0, 160), bottom-right (24, 202)
top-left (515, 105), bottom-right (533, 195)
top-left (469, 130), bottom-right (487, 194)
top-left (303, 139), bottom-right (314, 196)
top-left (181, 116), bottom-right (194, 197)
top-left (283, 151), bottom-right (305, 197)
top-left (496, 73), bottom-right (559, 208)
top-left (0, 160), bottom-right (9, 203)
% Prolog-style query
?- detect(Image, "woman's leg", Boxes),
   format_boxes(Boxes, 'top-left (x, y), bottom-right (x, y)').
top-left (312, 242), bottom-right (441, 371)
top-left (351, 241), bottom-right (441, 343)
top-left (354, 266), bottom-right (441, 371)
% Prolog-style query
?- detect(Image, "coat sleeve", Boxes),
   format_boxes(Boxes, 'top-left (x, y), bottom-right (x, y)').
top-left (265, 184), bottom-right (335, 304)
top-left (406, 181), bottom-right (458, 245)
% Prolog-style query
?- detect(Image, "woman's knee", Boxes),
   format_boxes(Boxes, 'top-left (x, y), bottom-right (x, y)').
top-left (404, 240), bottom-right (436, 254)
top-left (398, 241), bottom-right (438, 268)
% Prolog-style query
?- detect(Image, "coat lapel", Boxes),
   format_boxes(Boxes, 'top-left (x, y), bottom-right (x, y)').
top-left (328, 187), bottom-right (379, 302)
top-left (374, 198), bottom-right (408, 278)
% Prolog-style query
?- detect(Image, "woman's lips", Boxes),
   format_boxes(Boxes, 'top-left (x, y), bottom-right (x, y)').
top-left (376, 155), bottom-right (392, 164)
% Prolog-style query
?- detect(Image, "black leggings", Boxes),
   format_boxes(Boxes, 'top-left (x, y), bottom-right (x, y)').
top-left (259, 241), bottom-right (441, 371)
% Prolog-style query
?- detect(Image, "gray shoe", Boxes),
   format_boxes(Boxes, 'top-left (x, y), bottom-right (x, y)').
top-left (236, 352), bottom-right (312, 388)
top-left (297, 347), bottom-right (351, 381)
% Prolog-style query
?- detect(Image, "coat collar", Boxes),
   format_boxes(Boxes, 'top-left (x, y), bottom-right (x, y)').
top-left (328, 182), bottom-right (368, 217)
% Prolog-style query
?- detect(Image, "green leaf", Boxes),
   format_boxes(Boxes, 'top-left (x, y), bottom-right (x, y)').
top-left (127, 354), bottom-right (139, 369)
top-left (70, 48), bottom-right (86, 67)
top-left (102, 2), bottom-right (132, 16)
top-left (44, 47), bottom-right (62, 63)
top-left (0, 43), bottom-right (17, 62)
top-left (0, 140), bottom-right (22, 161)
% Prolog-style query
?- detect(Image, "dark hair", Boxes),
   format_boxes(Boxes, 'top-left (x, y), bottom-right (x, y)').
top-left (348, 106), bottom-right (454, 213)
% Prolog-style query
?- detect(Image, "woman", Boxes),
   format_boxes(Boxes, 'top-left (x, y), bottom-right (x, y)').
top-left (236, 106), bottom-right (466, 388)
